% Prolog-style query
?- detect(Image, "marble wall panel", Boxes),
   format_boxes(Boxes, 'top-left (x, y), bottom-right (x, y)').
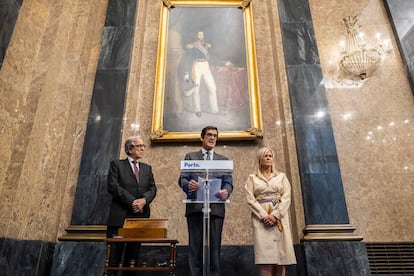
top-left (70, 0), bottom-right (137, 225)
top-left (309, 0), bottom-right (414, 241)
top-left (384, 0), bottom-right (414, 93)
top-left (0, 0), bottom-right (108, 240)
top-left (262, 0), bottom-right (306, 240)
top-left (0, 0), bottom-right (50, 238)
top-left (98, 27), bottom-right (134, 70)
top-left (0, 0), bottom-right (22, 69)
top-left (281, 13), bottom-right (349, 226)
top-left (278, 22), bottom-right (320, 65)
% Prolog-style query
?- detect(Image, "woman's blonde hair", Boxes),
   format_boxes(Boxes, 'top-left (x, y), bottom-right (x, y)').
top-left (254, 147), bottom-right (279, 177)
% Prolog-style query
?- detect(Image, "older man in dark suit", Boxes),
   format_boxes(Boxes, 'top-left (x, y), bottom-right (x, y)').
top-left (179, 126), bottom-right (233, 276)
top-left (106, 136), bottom-right (157, 271)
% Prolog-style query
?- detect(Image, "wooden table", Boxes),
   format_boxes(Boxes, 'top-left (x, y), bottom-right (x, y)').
top-left (104, 238), bottom-right (179, 276)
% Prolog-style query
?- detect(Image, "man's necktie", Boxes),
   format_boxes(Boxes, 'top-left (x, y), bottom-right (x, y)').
top-left (205, 151), bottom-right (211, 160)
top-left (133, 160), bottom-right (139, 183)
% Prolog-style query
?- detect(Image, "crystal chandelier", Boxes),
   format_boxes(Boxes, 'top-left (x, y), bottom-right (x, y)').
top-left (339, 16), bottom-right (389, 80)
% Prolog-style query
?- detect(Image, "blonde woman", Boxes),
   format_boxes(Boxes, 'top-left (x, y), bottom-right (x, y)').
top-left (245, 147), bottom-right (296, 276)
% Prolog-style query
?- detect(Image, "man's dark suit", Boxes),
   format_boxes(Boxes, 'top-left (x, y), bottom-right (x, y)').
top-left (179, 150), bottom-right (233, 276)
top-left (107, 158), bottom-right (157, 267)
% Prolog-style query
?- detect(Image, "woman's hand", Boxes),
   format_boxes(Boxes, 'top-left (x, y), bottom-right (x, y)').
top-left (262, 214), bottom-right (277, 227)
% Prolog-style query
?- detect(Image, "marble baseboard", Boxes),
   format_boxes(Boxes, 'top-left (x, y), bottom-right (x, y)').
top-left (0, 237), bottom-right (303, 276)
top-left (303, 241), bottom-right (370, 276)
top-left (50, 241), bottom-right (106, 276)
top-left (2, 237), bottom-right (372, 276)
top-left (0, 237), bottom-right (55, 276)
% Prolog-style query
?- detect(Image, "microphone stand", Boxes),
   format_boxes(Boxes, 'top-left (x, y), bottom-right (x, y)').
top-left (202, 169), bottom-right (210, 276)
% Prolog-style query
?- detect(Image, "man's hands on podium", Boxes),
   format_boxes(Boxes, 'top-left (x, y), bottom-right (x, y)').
top-left (215, 189), bottom-right (228, 200)
top-left (188, 179), bottom-right (229, 200)
top-left (188, 179), bottom-right (200, 192)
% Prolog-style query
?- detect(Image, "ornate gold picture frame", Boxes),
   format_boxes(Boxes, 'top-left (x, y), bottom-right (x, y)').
top-left (151, 0), bottom-right (262, 142)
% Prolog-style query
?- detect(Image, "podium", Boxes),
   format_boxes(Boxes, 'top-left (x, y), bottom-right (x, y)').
top-left (104, 218), bottom-right (178, 276)
top-left (180, 160), bottom-right (233, 276)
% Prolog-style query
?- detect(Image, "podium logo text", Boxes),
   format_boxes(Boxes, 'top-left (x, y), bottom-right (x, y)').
top-left (183, 161), bottom-right (201, 168)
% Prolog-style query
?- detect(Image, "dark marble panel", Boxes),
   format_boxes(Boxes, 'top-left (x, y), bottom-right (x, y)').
top-left (304, 241), bottom-right (370, 276)
top-left (280, 22), bottom-right (320, 65)
top-left (401, 32), bottom-right (414, 84)
top-left (50, 242), bottom-right (106, 276)
top-left (293, 116), bottom-right (341, 174)
top-left (389, 19), bottom-right (414, 39)
top-left (301, 173), bottom-right (349, 224)
top-left (89, 69), bottom-right (129, 119)
top-left (75, 69), bottom-right (128, 182)
top-left (0, 0), bottom-right (23, 69)
top-left (286, 65), bottom-right (327, 115)
top-left (71, 0), bottom-right (136, 229)
top-left (294, 243), bottom-right (307, 276)
top-left (286, 66), bottom-right (348, 224)
top-left (0, 237), bottom-right (15, 275)
top-left (0, 237), bottom-right (55, 276)
top-left (277, 0), bottom-right (312, 23)
top-left (77, 118), bottom-right (124, 176)
top-left (384, 0), bottom-right (414, 20)
top-left (278, 0), bottom-right (349, 223)
top-left (98, 26), bottom-right (135, 70)
top-left (384, 0), bottom-right (414, 94)
top-left (97, 0), bottom-right (137, 70)
top-left (173, 245), bottom-right (259, 275)
top-left (71, 174), bottom-right (111, 225)
top-left (105, 0), bottom-right (137, 27)
top-left (287, 65), bottom-right (329, 112)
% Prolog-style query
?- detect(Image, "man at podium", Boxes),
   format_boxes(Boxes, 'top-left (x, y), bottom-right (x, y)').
top-left (179, 126), bottom-right (233, 276)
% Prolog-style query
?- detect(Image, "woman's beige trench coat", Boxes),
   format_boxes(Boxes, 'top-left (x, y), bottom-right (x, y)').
top-left (245, 173), bottom-right (297, 265)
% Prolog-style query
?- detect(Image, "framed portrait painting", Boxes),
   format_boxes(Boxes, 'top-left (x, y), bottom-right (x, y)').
top-left (151, 0), bottom-right (262, 142)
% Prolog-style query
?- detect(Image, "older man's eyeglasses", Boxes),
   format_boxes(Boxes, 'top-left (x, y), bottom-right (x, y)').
top-left (132, 144), bottom-right (146, 149)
